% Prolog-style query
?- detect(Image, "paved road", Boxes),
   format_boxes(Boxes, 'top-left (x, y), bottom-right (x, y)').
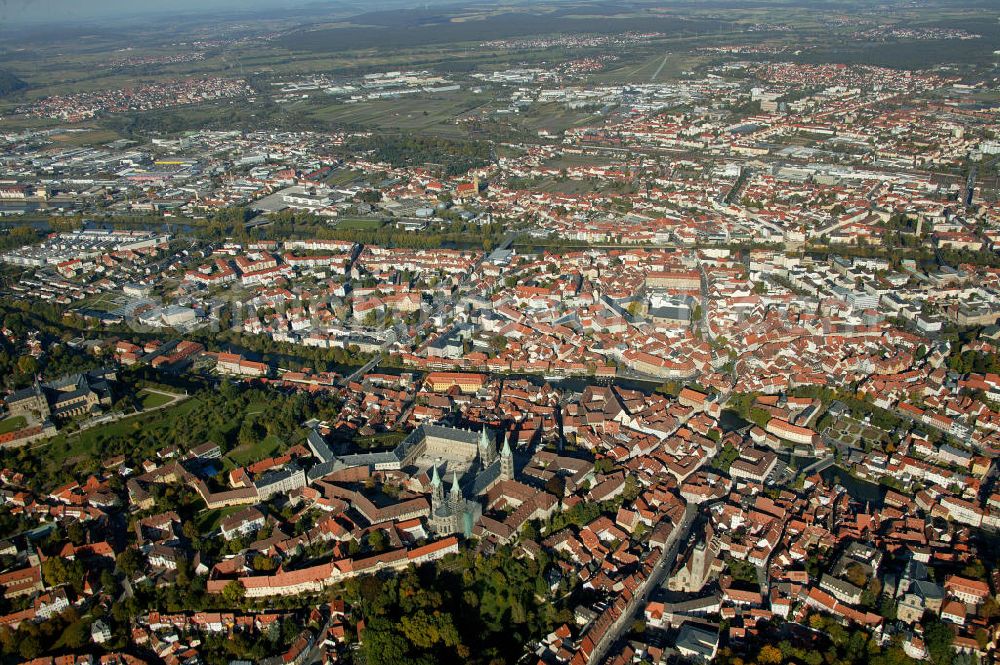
top-left (650, 54), bottom-right (669, 82)
top-left (699, 264), bottom-right (712, 342)
top-left (301, 614), bottom-right (335, 665)
top-left (755, 562), bottom-right (769, 595)
top-left (588, 504), bottom-right (698, 665)
top-left (338, 353), bottom-right (382, 387)
top-left (800, 456), bottom-right (834, 476)
top-left (963, 162), bottom-right (978, 207)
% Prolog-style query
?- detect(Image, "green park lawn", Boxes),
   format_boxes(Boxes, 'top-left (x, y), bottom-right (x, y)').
top-left (138, 390), bottom-right (174, 410)
top-left (226, 433), bottom-right (284, 467)
top-left (0, 416), bottom-right (27, 435)
top-left (196, 505), bottom-right (246, 533)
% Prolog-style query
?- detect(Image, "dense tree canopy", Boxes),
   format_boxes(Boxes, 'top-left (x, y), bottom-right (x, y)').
top-left (345, 547), bottom-right (569, 665)
top-left (350, 135), bottom-right (491, 176)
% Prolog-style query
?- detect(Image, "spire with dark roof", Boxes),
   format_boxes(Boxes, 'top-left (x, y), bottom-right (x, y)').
top-left (430, 464), bottom-right (445, 511)
top-left (500, 432), bottom-right (515, 481)
top-left (447, 470), bottom-right (463, 515)
top-left (479, 425), bottom-right (497, 466)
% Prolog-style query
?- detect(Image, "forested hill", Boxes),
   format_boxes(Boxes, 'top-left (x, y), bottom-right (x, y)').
top-left (0, 70), bottom-right (28, 97)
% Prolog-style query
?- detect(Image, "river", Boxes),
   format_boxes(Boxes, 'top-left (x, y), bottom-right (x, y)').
top-left (820, 465), bottom-right (887, 507)
top-left (0, 218), bottom-right (196, 234)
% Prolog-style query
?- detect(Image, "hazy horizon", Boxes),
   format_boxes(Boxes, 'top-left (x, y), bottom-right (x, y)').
top-left (0, 0), bottom-right (435, 26)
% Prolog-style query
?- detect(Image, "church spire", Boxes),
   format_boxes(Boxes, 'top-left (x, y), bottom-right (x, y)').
top-left (479, 424), bottom-right (497, 466)
top-left (449, 471), bottom-right (461, 499)
top-left (430, 464), bottom-right (444, 507)
top-left (500, 432), bottom-right (514, 481)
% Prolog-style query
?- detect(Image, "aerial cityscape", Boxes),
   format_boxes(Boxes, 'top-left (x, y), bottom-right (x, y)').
top-left (0, 0), bottom-right (998, 663)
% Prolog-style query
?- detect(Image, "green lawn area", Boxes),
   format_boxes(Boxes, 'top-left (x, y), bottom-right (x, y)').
top-left (726, 556), bottom-right (759, 584)
top-left (336, 218), bottom-right (385, 231)
top-left (77, 292), bottom-right (126, 314)
top-left (46, 397), bottom-right (202, 467)
top-left (325, 168), bottom-right (364, 187)
top-left (538, 178), bottom-right (605, 195)
top-left (138, 390), bottom-right (174, 410)
top-left (226, 433), bottom-right (283, 467)
top-left (0, 416), bottom-right (27, 435)
top-left (196, 505), bottom-right (245, 533)
top-left (353, 430), bottom-right (407, 451)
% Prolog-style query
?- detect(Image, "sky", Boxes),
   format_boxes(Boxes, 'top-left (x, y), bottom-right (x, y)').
top-left (0, 0), bottom-right (349, 26)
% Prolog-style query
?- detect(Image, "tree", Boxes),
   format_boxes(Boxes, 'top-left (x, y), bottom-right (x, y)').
top-left (252, 555), bottom-right (277, 572)
top-left (367, 529), bottom-right (387, 552)
top-left (844, 562), bottom-right (868, 588)
top-left (42, 557), bottom-right (86, 594)
top-left (66, 521), bottom-right (86, 546)
top-left (182, 520), bottom-right (200, 544)
top-left (116, 548), bottom-right (144, 578)
top-left (749, 407), bottom-right (771, 429)
top-left (0, 625), bottom-right (15, 655)
top-left (16, 355), bottom-right (38, 376)
top-left (222, 580), bottom-right (246, 605)
top-left (238, 418), bottom-right (264, 448)
top-left (594, 458), bottom-right (615, 474)
top-left (622, 475), bottom-right (640, 502)
top-left (488, 335), bottom-right (507, 354)
top-left (757, 644), bottom-right (783, 665)
top-left (18, 634), bottom-right (41, 660)
top-left (400, 610), bottom-right (461, 649)
top-left (923, 618), bottom-right (954, 665)
top-left (362, 618), bottom-right (411, 665)
top-left (60, 618), bottom-right (91, 650)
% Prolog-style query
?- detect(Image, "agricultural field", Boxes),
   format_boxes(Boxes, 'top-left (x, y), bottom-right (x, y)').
top-left (48, 128), bottom-right (121, 146)
top-left (516, 103), bottom-right (602, 134)
top-left (299, 93), bottom-right (493, 137)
